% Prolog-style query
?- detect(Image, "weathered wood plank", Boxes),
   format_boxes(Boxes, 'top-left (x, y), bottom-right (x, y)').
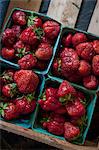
top-left (4, 0), bottom-right (42, 23)
top-left (47, 0), bottom-right (82, 27)
top-left (0, 120), bottom-right (98, 150)
top-left (88, 0), bottom-right (99, 36)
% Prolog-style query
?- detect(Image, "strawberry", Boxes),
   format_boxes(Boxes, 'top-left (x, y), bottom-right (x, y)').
top-left (72, 32), bottom-right (87, 47)
top-left (2, 69), bottom-right (15, 84)
top-left (57, 80), bottom-right (77, 102)
top-left (83, 75), bottom-right (98, 89)
top-left (12, 25), bottom-right (21, 39)
top-left (67, 71), bottom-right (82, 83)
top-left (76, 42), bottom-right (95, 61)
top-left (12, 10), bottom-right (26, 26)
top-left (41, 36), bottom-right (54, 45)
top-left (45, 87), bottom-right (58, 99)
top-left (64, 122), bottom-right (80, 141)
top-left (52, 58), bottom-right (62, 76)
top-left (18, 54), bottom-right (37, 69)
top-left (77, 92), bottom-right (86, 101)
top-left (27, 15), bottom-right (43, 28)
top-left (92, 55), bottom-right (99, 76)
top-left (2, 28), bottom-right (16, 47)
top-left (78, 60), bottom-right (91, 77)
top-left (14, 40), bottom-right (31, 58)
top-left (35, 43), bottom-right (52, 60)
top-left (50, 113), bottom-right (66, 124)
top-left (62, 34), bottom-right (72, 47)
top-left (93, 40), bottom-right (99, 54)
top-left (20, 27), bottom-right (43, 46)
top-left (2, 83), bottom-right (17, 98)
top-left (54, 106), bottom-right (67, 114)
top-left (1, 47), bottom-right (15, 60)
top-left (65, 99), bottom-right (86, 117)
top-left (43, 21), bottom-right (60, 40)
top-left (0, 102), bottom-right (19, 120)
top-left (60, 48), bottom-right (79, 73)
top-left (14, 70), bottom-right (39, 94)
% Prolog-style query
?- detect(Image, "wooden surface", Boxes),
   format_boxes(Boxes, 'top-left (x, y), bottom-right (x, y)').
top-left (47, 0), bottom-right (82, 27)
top-left (88, 0), bottom-right (99, 35)
top-left (4, 0), bottom-right (42, 24)
top-left (0, 120), bottom-right (98, 150)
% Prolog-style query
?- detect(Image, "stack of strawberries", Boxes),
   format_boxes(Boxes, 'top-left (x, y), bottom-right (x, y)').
top-left (38, 80), bottom-right (88, 141)
top-left (0, 69), bottom-right (39, 120)
top-left (1, 10), bottom-right (60, 70)
top-left (53, 32), bottom-right (99, 89)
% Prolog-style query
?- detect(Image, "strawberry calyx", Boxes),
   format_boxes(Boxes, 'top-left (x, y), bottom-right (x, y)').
top-left (57, 59), bottom-right (61, 72)
top-left (25, 92), bottom-right (35, 102)
top-left (78, 115), bottom-right (87, 131)
top-left (0, 102), bottom-right (8, 117)
top-left (59, 94), bottom-right (74, 104)
top-left (27, 15), bottom-right (38, 27)
top-left (16, 48), bottom-right (31, 58)
top-left (40, 116), bottom-right (50, 123)
top-left (41, 92), bottom-right (46, 101)
top-left (35, 28), bottom-right (44, 40)
top-left (9, 83), bottom-right (18, 98)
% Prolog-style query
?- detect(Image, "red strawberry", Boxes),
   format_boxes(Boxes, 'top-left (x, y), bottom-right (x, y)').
top-left (45, 87), bottom-right (58, 99)
top-left (35, 43), bottom-right (52, 60)
top-left (67, 71), bottom-right (82, 83)
top-left (12, 25), bottom-right (21, 39)
top-left (83, 75), bottom-right (98, 89)
top-left (52, 58), bottom-right (62, 76)
top-left (62, 34), bottom-right (72, 47)
top-left (54, 106), bottom-right (67, 114)
top-left (43, 21), bottom-right (60, 40)
top-left (50, 113), bottom-right (65, 123)
top-left (2, 83), bottom-right (17, 98)
top-left (92, 55), bottom-right (99, 76)
top-left (57, 80), bottom-right (77, 101)
top-left (77, 92), bottom-right (86, 101)
top-left (12, 10), bottom-right (26, 26)
top-left (64, 122), bottom-right (80, 141)
top-left (78, 60), bottom-right (91, 76)
top-left (36, 60), bottom-right (47, 70)
top-left (76, 42), bottom-right (95, 61)
top-left (2, 28), bottom-right (16, 47)
top-left (2, 69), bottom-right (15, 84)
top-left (41, 36), bottom-right (54, 45)
top-left (0, 102), bottom-right (19, 120)
top-left (18, 54), bottom-right (37, 69)
top-left (70, 115), bottom-right (87, 127)
top-left (46, 121), bottom-right (64, 135)
top-left (14, 70), bottom-right (39, 94)
top-left (72, 32), bottom-right (87, 47)
top-left (60, 48), bottom-right (79, 73)
top-left (20, 27), bottom-right (43, 46)
top-left (2, 47), bottom-right (15, 60)
top-left (65, 99), bottom-right (86, 117)
top-left (27, 15), bottom-right (43, 28)
top-left (93, 40), bottom-right (99, 54)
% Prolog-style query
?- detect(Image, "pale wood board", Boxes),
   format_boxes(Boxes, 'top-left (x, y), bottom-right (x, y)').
top-left (4, 0), bottom-right (42, 24)
top-left (88, 0), bottom-right (99, 36)
top-left (0, 120), bottom-right (98, 150)
top-left (47, 0), bottom-right (82, 27)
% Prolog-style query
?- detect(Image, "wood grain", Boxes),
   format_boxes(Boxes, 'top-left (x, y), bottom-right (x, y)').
top-left (4, 0), bottom-right (42, 23)
top-left (0, 120), bottom-right (98, 150)
top-left (47, 0), bottom-right (82, 27)
top-left (88, 0), bottom-right (99, 36)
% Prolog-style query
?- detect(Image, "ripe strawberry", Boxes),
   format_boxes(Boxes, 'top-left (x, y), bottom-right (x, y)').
top-left (12, 10), bottom-right (26, 26)
top-left (43, 21), bottom-right (60, 40)
top-left (76, 42), bottom-right (95, 61)
top-left (2, 47), bottom-right (15, 60)
top-left (2, 69), bottom-right (15, 84)
top-left (20, 27), bottom-right (43, 46)
top-left (93, 40), bottom-right (99, 54)
top-left (67, 71), bottom-right (82, 83)
top-left (35, 43), bottom-right (52, 60)
top-left (62, 34), bottom-right (72, 47)
top-left (50, 113), bottom-right (66, 123)
top-left (92, 55), bottom-right (99, 76)
top-left (41, 36), bottom-right (54, 45)
top-left (57, 80), bottom-right (77, 102)
top-left (78, 60), bottom-right (91, 76)
top-left (18, 54), bottom-right (37, 69)
top-left (64, 122), bottom-right (80, 141)
top-left (60, 48), bottom-right (79, 73)
top-left (65, 99), bottom-right (86, 117)
top-left (2, 83), bottom-right (17, 98)
top-left (0, 102), bottom-right (19, 120)
top-left (36, 60), bottom-right (47, 70)
top-left (14, 70), bottom-right (39, 94)
top-left (14, 40), bottom-right (31, 58)
top-left (52, 58), bottom-right (62, 76)
top-left (12, 25), bottom-right (21, 39)
top-left (54, 106), bottom-right (67, 114)
top-left (45, 87), bottom-right (58, 99)
top-left (27, 15), bottom-right (43, 28)
top-left (72, 32), bottom-right (87, 47)
top-left (2, 28), bottom-right (16, 47)
top-left (83, 75), bottom-right (98, 89)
